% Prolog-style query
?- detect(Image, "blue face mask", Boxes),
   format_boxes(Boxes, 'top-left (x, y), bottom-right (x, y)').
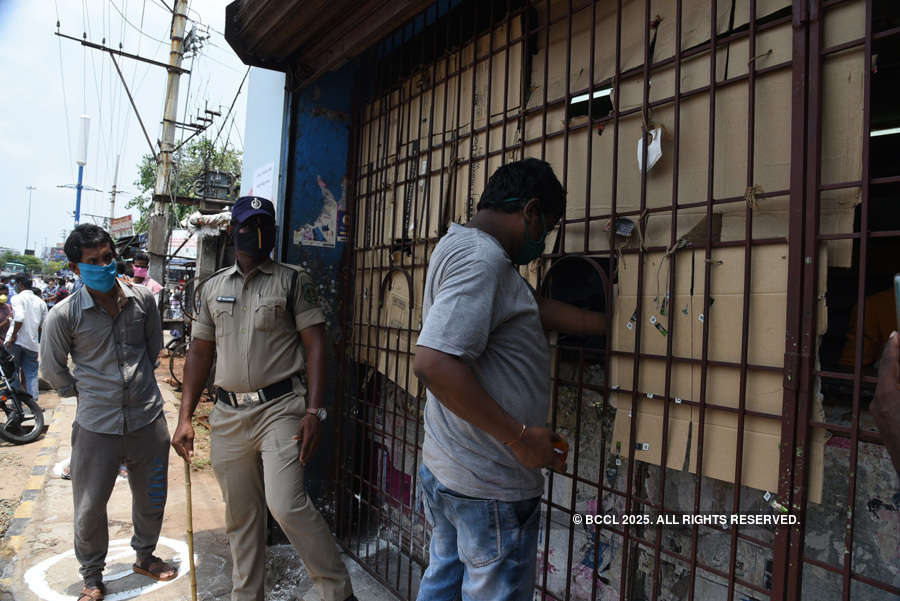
top-left (78, 260), bottom-right (118, 293)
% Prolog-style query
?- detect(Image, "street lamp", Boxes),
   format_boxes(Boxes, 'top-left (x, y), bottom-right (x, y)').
top-left (25, 185), bottom-right (35, 253)
top-left (75, 115), bottom-right (91, 226)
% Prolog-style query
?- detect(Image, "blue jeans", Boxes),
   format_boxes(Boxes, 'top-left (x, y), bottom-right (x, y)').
top-left (10, 344), bottom-right (39, 404)
top-left (417, 464), bottom-right (541, 601)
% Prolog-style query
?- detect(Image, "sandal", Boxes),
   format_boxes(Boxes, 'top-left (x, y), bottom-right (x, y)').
top-left (132, 555), bottom-right (178, 581)
top-left (76, 583), bottom-right (105, 601)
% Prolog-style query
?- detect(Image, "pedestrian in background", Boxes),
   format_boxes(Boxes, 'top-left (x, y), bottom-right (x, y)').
top-left (41, 224), bottom-right (177, 601)
top-left (131, 251), bottom-right (163, 296)
top-left (4, 273), bottom-right (47, 405)
top-left (2, 275), bottom-right (16, 300)
top-left (0, 285), bottom-right (12, 341)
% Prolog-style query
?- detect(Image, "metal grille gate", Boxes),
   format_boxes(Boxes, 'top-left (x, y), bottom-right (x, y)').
top-left (331, 1), bottom-right (900, 599)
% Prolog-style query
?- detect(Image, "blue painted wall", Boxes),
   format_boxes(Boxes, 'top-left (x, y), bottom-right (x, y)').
top-left (281, 61), bottom-right (359, 502)
top-left (284, 64), bottom-right (356, 319)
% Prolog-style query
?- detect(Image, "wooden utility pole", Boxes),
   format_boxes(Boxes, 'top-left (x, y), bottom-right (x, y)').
top-left (148, 0), bottom-right (190, 285)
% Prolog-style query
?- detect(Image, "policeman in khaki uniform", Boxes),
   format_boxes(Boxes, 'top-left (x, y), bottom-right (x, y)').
top-left (172, 196), bottom-right (356, 601)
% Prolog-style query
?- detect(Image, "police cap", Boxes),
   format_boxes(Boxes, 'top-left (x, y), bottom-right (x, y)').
top-left (232, 196), bottom-right (275, 224)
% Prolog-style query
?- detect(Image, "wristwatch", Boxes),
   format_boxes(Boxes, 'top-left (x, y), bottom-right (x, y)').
top-left (306, 407), bottom-right (327, 422)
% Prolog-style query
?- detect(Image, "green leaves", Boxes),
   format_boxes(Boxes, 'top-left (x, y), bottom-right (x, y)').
top-left (130, 138), bottom-right (243, 232)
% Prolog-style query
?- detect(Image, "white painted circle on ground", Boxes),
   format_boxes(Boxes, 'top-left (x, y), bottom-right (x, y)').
top-left (24, 536), bottom-right (190, 601)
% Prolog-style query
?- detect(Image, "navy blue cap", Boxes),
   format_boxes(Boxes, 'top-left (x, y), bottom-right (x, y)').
top-left (232, 196), bottom-right (275, 224)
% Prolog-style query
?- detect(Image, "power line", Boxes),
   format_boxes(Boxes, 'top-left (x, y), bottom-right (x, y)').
top-left (108, 0), bottom-right (169, 44)
top-left (233, 121), bottom-right (243, 151)
top-left (151, 0), bottom-right (173, 14)
top-left (87, 31), bottom-right (110, 193)
top-left (212, 66), bottom-right (249, 149)
top-left (82, 0), bottom-right (89, 113)
top-left (186, 12), bottom-right (225, 39)
top-left (195, 46), bottom-right (243, 73)
top-left (54, 0), bottom-right (75, 177)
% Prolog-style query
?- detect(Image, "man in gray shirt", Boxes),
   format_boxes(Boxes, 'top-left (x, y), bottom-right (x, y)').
top-left (414, 159), bottom-right (607, 601)
top-left (41, 225), bottom-right (177, 601)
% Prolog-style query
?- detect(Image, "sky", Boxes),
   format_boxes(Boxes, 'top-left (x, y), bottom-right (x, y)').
top-left (0, 0), bottom-right (248, 258)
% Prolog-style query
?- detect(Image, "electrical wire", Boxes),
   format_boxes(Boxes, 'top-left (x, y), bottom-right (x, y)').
top-left (223, 113), bottom-right (236, 152)
top-left (87, 33), bottom-right (110, 201)
top-left (212, 66), bottom-right (249, 149)
top-left (194, 48), bottom-right (243, 73)
top-left (233, 121), bottom-right (243, 150)
top-left (123, 0), bottom-right (164, 158)
top-left (108, 0), bottom-right (169, 44)
top-left (55, 0), bottom-right (75, 178)
top-left (151, 0), bottom-right (173, 15)
top-left (82, 0), bottom-right (89, 113)
top-left (185, 12), bottom-right (225, 39)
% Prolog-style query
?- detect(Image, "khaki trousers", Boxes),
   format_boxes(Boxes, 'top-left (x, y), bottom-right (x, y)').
top-left (209, 394), bottom-right (353, 601)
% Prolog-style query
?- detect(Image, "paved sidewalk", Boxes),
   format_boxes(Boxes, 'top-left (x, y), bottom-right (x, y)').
top-left (0, 385), bottom-right (396, 601)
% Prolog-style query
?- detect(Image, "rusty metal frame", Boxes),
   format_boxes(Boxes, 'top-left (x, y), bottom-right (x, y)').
top-left (774, 0), bottom-right (900, 600)
top-left (330, 1), bottom-right (895, 600)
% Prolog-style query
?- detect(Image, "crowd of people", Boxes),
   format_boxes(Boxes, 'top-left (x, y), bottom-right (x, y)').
top-left (5, 159), bottom-right (898, 601)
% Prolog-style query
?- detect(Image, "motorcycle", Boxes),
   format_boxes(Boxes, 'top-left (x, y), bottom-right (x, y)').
top-left (0, 345), bottom-right (44, 444)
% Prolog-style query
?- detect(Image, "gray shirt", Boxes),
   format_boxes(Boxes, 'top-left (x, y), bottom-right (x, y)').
top-left (40, 281), bottom-right (164, 435)
top-left (417, 223), bottom-right (550, 502)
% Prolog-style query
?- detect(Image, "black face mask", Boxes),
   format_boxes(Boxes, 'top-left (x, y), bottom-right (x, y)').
top-left (234, 220), bottom-right (277, 258)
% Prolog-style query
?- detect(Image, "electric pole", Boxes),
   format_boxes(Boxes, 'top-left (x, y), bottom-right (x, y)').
top-left (25, 185), bottom-right (36, 253)
top-left (109, 154), bottom-right (120, 224)
top-left (148, 0), bottom-right (190, 285)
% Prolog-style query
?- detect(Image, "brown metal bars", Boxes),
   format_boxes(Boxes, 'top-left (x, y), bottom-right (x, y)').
top-left (333, 1), bottom-right (888, 600)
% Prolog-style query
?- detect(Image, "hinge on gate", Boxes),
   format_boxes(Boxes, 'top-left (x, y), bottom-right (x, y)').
top-left (784, 351), bottom-right (800, 391)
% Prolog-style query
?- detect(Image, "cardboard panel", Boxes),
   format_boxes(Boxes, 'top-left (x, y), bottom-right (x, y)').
top-left (611, 394), bottom-right (692, 471)
top-left (612, 295), bottom-right (694, 356)
top-left (819, 201), bottom-right (858, 268)
top-left (611, 356), bottom-right (694, 403)
top-left (820, 49), bottom-right (865, 186)
top-left (688, 412), bottom-right (782, 492)
top-left (823, 0), bottom-right (866, 53)
top-left (696, 293), bottom-right (787, 366)
top-left (374, 268), bottom-right (425, 397)
top-left (377, 346), bottom-right (420, 399)
top-left (702, 366), bottom-right (784, 415)
top-left (701, 244), bottom-right (789, 296)
top-left (752, 69), bottom-right (793, 195)
top-left (616, 250), bottom-right (697, 298)
top-left (532, 0), bottom-right (792, 100)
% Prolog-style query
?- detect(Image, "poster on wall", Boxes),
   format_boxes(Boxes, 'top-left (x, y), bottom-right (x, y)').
top-left (294, 176), bottom-right (348, 247)
top-left (251, 162), bottom-right (275, 201)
